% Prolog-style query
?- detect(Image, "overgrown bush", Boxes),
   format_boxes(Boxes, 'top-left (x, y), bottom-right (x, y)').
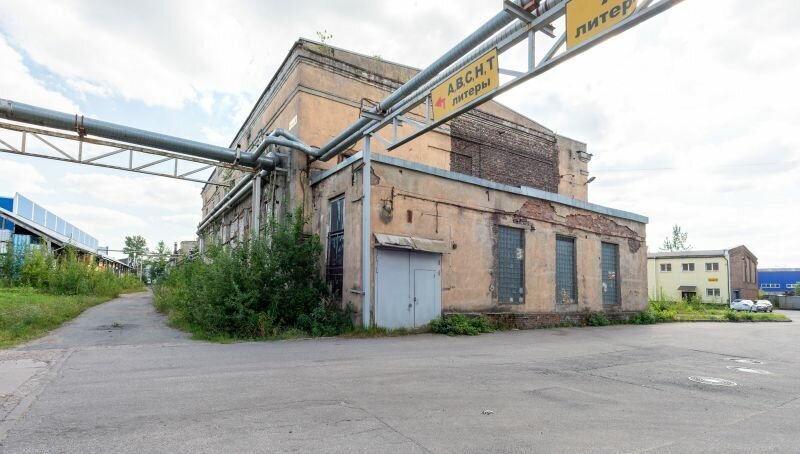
top-left (587, 313), bottom-right (611, 326)
top-left (1, 245), bottom-right (143, 297)
top-left (154, 209), bottom-right (353, 340)
top-left (629, 311), bottom-right (657, 325)
top-left (430, 314), bottom-right (494, 336)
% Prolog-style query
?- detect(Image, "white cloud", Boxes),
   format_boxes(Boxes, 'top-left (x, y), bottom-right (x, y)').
top-left (161, 213), bottom-right (200, 225)
top-left (0, 34), bottom-right (77, 111)
top-left (62, 172), bottom-right (202, 212)
top-left (0, 159), bottom-right (48, 195)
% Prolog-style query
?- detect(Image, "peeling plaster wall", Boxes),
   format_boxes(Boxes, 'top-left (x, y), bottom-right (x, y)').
top-left (361, 161), bottom-right (648, 316)
top-left (310, 161), bottom-right (365, 314)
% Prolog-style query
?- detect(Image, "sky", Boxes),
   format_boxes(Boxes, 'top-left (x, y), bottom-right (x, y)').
top-left (0, 0), bottom-right (797, 266)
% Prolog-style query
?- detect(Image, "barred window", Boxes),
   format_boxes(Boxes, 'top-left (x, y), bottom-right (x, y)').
top-left (497, 226), bottom-right (524, 304)
top-left (601, 242), bottom-right (619, 305)
top-left (556, 236), bottom-right (577, 304)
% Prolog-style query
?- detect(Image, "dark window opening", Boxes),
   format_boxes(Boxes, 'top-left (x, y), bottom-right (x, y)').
top-left (497, 226), bottom-right (524, 304)
top-left (326, 195), bottom-right (345, 299)
top-left (556, 236), bottom-right (577, 304)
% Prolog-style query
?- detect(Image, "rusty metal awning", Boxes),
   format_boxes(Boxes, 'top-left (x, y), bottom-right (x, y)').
top-left (678, 286), bottom-right (697, 291)
top-left (373, 233), bottom-right (450, 254)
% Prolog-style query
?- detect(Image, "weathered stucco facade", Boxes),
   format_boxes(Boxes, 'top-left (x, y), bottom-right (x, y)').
top-left (200, 39), bottom-right (649, 328)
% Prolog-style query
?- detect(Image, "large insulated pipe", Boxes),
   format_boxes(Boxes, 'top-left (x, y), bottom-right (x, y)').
top-left (0, 99), bottom-right (277, 169)
top-left (317, 0), bottom-right (565, 160)
top-left (196, 172), bottom-right (256, 230)
top-left (314, 0), bottom-right (562, 161)
top-left (197, 170), bottom-right (268, 233)
top-left (247, 128), bottom-right (321, 163)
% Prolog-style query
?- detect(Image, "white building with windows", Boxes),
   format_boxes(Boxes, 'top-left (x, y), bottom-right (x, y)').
top-left (647, 246), bottom-right (759, 303)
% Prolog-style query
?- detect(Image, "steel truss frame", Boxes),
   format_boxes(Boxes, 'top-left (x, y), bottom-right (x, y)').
top-left (0, 122), bottom-right (252, 186)
top-left (359, 0), bottom-right (682, 151)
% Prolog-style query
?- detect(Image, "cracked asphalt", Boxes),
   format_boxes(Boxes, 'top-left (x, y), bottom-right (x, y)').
top-left (1, 292), bottom-right (799, 453)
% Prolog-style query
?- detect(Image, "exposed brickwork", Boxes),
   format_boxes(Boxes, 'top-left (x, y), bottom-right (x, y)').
top-left (448, 311), bottom-right (640, 329)
top-left (516, 199), bottom-right (556, 222)
top-left (450, 110), bottom-right (559, 192)
top-left (566, 214), bottom-right (641, 240)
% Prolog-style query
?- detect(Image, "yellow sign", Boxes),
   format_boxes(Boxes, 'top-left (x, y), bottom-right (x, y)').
top-left (566, 0), bottom-right (638, 49)
top-left (708, 278), bottom-right (719, 282)
top-left (431, 49), bottom-right (499, 121)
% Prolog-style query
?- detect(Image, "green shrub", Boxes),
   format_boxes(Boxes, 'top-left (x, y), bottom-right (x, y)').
top-left (2, 245), bottom-right (142, 297)
top-left (629, 311), bottom-right (657, 325)
top-left (587, 313), bottom-right (611, 326)
top-left (430, 314), bottom-right (494, 336)
top-left (20, 247), bottom-right (53, 288)
top-left (153, 208), bottom-right (353, 340)
top-left (725, 310), bottom-right (740, 321)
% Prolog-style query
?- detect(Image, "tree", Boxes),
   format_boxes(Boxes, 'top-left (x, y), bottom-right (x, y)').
top-left (660, 225), bottom-right (692, 252)
top-left (123, 235), bottom-right (148, 267)
top-left (148, 241), bottom-right (170, 283)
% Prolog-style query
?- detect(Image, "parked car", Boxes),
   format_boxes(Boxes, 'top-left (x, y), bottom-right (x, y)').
top-left (730, 299), bottom-right (756, 312)
top-left (754, 300), bottom-right (774, 313)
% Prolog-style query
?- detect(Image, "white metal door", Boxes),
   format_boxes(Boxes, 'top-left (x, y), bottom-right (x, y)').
top-left (375, 249), bottom-right (441, 329)
top-left (411, 253), bottom-right (441, 327)
top-left (376, 249), bottom-right (412, 329)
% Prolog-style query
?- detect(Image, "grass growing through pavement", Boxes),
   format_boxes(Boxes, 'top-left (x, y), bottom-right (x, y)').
top-left (0, 287), bottom-right (110, 348)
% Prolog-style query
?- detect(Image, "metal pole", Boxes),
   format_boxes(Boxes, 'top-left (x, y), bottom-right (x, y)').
top-left (252, 174), bottom-right (261, 235)
top-left (362, 136), bottom-right (372, 328)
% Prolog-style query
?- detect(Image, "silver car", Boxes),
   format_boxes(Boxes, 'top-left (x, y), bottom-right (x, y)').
top-left (754, 300), bottom-right (774, 313)
top-left (730, 299), bottom-right (756, 312)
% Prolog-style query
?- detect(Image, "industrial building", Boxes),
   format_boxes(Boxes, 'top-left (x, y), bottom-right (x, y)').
top-left (647, 246), bottom-right (758, 303)
top-left (0, 192), bottom-right (131, 274)
top-left (198, 40), bottom-right (649, 329)
top-left (759, 268), bottom-right (800, 295)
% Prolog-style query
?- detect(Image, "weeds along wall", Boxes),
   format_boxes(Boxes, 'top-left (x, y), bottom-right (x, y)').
top-left (155, 208), bottom-right (353, 340)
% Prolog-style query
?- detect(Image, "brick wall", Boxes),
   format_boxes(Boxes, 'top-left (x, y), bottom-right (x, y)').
top-left (447, 311), bottom-right (640, 329)
top-left (450, 110), bottom-right (559, 192)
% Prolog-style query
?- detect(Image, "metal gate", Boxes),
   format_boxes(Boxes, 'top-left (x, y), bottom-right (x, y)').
top-left (375, 249), bottom-right (441, 329)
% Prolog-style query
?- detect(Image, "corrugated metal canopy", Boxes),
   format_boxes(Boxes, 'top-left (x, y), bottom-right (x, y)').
top-left (678, 286), bottom-right (698, 291)
top-left (374, 233), bottom-right (450, 254)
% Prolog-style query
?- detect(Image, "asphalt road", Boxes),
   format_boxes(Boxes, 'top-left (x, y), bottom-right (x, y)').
top-left (1, 292), bottom-right (798, 453)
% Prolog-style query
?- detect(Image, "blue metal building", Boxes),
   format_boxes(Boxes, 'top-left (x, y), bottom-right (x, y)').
top-left (0, 192), bottom-right (132, 274)
top-left (759, 268), bottom-right (800, 295)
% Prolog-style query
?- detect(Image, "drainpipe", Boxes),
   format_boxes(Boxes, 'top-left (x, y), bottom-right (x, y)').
top-left (362, 136), bottom-right (372, 328)
top-left (251, 173), bottom-right (262, 234)
top-left (724, 249), bottom-right (732, 304)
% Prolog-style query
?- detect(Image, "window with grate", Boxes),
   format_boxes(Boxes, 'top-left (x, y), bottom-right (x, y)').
top-left (556, 236), bottom-right (577, 304)
top-left (497, 226), bottom-right (524, 304)
top-left (601, 242), bottom-right (619, 305)
top-left (326, 195), bottom-right (345, 299)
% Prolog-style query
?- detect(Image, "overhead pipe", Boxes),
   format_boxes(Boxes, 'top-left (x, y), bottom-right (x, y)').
top-left (313, 0), bottom-right (563, 161)
top-left (196, 170), bottom-right (266, 233)
top-left (247, 128), bottom-right (321, 163)
top-left (317, 0), bottom-right (565, 160)
top-left (0, 99), bottom-right (277, 169)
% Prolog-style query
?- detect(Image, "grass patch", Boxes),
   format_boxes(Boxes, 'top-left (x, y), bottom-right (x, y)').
top-left (0, 287), bottom-right (111, 348)
top-left (649, 299), bottom-right (789, 323)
